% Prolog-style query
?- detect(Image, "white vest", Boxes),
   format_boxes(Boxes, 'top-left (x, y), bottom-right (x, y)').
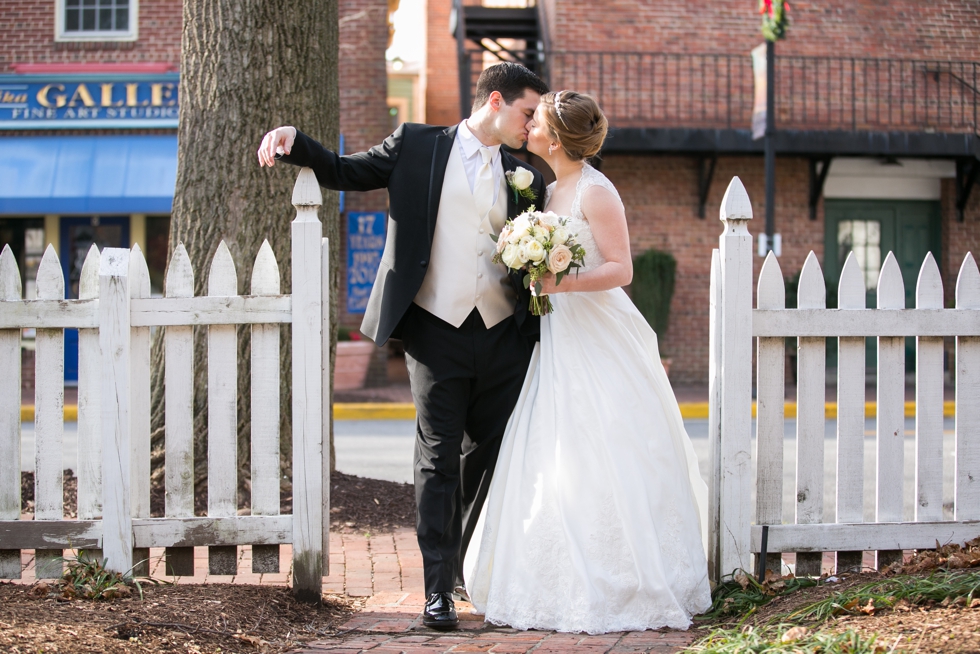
top-left (413, 142), bottom-right (514, 327)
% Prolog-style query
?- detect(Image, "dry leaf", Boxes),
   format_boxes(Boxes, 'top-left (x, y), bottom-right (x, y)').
top-left (858, 598), bottom-right (877, 615)
top-left (28, 583), bottom-right (50, 598)
top-left (734, 573), bottom-right (750, 590)
top-left (781, 626), bottom-right (809, 642)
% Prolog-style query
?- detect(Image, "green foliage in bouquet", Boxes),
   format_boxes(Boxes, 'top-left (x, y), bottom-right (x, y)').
top-left (631, 249), bottom-right (676, 342)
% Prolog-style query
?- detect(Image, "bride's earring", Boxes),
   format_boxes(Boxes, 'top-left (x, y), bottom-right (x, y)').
top-left (548, 144), bottom-right (556, 156)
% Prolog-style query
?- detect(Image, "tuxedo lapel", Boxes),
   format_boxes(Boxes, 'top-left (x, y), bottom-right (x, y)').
top-left (427, 125), bottom-right (457, 244)
top-left (501, 152), bottom-right (519, 218)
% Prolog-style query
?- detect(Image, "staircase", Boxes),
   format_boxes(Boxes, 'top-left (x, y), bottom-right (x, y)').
top-left (452, 0), bottom-right (545, 117)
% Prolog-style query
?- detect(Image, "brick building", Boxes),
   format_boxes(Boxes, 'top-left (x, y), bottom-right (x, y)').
top-left (0, 0), bottom-right (391, 379)
top-left (429, 0), bottom-right (980, 383)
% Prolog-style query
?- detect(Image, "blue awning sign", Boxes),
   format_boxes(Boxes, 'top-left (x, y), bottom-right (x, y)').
top-left (0, 135), bottom-right (178, 215)
top-left (0, 73), bottom-right (179, 130)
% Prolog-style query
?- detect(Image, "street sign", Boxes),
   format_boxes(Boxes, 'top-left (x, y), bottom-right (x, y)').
top-left (346, 211), bottom-right (386, 314)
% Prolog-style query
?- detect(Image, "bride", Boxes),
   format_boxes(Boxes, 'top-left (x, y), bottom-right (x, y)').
top-left (462, 90), bottom-right (712, 634)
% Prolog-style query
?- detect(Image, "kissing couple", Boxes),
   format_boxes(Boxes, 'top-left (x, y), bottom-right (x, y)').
top-left (258, 62), bottom-right (710, 634)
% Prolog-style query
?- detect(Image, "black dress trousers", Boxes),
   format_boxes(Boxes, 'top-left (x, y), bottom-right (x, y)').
top-left (399, 303), bottom-right (534, 596)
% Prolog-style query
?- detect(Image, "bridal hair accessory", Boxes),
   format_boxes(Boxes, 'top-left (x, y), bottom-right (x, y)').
top-left (490, 207), bottom-right (586, 315)
top-left (553, 91), bottom-right (567, 125)
top-left (506, 166), bottom-right (537, 203)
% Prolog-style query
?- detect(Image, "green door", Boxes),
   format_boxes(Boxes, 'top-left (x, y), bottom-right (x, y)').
top-left (824, 200), bottom-right (941, 371)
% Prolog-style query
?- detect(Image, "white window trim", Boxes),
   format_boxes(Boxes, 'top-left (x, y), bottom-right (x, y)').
top-left (55, 0), bottom-right (139, 42)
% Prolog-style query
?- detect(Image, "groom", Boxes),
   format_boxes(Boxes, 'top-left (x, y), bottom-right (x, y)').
top-left (258, 63), bottom-right (549, 630)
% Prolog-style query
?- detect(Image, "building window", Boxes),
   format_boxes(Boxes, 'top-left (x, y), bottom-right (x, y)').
top-left (838, 220), bottom-right (881, 291)
top-left (56, 0), bottom-right (138, 41)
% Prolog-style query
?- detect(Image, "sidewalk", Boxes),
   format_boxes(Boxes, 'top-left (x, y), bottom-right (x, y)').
top-left (10, 526), bottom-right (700, 653)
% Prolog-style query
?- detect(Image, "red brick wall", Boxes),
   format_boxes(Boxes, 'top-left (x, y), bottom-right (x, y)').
top-left (549, 0), bottom-right (980, 60)
top-left (0, 0), bottom-right (182, 71)
top-left (607, 155), bottom-right (818, 382)
top-left (339, 0), bottom-right (392, 331)
top-left (425, 0), bottom-right (461, 126)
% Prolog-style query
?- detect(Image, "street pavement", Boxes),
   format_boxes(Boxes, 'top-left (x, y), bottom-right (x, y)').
top-left (22, 416), bottom-right (956, 523)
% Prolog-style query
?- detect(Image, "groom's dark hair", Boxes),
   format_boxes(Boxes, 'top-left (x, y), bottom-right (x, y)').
top-left (472, 62), bottom-right (549, 113)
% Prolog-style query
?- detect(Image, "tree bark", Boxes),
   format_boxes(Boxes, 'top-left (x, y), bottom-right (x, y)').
top-left (149, 0), bottom-right (340, 515)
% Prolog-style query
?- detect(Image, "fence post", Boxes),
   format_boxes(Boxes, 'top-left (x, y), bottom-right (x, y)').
top-left (321, 235), bottom-right (332, 575)
top-left (707, 248), bottom-right (722, 584)
top-left (291, 168), bottom-right (324, 602)
top-left (717, 176), bottom-right (754, 579)
top-left (99, 247), bottom-right (133, 576)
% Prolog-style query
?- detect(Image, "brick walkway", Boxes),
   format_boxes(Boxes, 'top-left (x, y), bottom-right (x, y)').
top-left (11, 525), bottom-right (700, 653)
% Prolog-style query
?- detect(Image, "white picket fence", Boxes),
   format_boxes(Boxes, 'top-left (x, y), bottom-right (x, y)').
top-left (0, 169), bottom-right (331, 601)
top-left (707, 176), bottom-right (980, 583)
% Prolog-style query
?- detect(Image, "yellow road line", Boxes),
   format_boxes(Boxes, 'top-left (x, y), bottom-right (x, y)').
top-left (23, 400), bottom-right (956, 422)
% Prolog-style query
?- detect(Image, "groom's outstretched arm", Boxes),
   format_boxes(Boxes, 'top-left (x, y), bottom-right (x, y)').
top-left (258, 124), bottom-right (404, 193)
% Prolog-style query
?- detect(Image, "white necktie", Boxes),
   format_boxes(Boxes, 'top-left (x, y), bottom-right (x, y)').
top-left (473, 146), bottom-right (494, 218)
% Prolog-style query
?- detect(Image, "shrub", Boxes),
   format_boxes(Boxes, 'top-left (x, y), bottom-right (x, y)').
top-left (631, 249), bottom-right (676, 343)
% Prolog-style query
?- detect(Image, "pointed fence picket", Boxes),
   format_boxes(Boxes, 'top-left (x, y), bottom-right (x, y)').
top-left (207, 242), bottom-right (239, 575)
top-left (130, 246), bottom-right (152, 576)
top-left (0, 169), bottom-right (330, 602)
top-left (250, 240), bottom-right (282, 574)
top-left (754, 252), bottom-right (784, 577)
top-left (35, 246), bottom-right (66, 578)
top-left (0, 246), bottom-right (22, 578)
top-left (875, 253), bottom-right (906, 569)
top-left (835, 252), bottom-right (866, 573)
top-left (164, 243), bottom-right (196, 577)
top-left (956, 254), bottom-right (980, 521)
top-left (709, 176), bottom-right (980, 583)
top-left (77, 245), bottom-right (103, 566)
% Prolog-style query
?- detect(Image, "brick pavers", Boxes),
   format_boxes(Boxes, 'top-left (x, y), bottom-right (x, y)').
top-left (10, 526), bottom-right (700, 652)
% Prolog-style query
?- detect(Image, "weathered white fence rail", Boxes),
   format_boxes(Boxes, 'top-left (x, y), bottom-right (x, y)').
top-left (0, 169), bottom-right (330, 601)
top-left (708, 176), bottom-right (980, 583)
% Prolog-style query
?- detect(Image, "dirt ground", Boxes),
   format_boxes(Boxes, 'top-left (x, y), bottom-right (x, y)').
top-left (696, 565), bottom-right (980, 653)
top-left (0, 582), bottom-right (355, 654)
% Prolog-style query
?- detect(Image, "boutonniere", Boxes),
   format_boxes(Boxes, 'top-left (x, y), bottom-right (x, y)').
top-left (506, 167), bottom-right (537, 204)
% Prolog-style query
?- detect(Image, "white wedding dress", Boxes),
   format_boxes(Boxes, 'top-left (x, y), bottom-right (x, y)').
top-left (463, 164), bottom-right (712, 634)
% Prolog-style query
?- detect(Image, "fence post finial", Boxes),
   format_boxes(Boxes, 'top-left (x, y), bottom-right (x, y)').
top-left (292, 168), bottom-right (323, 223)
top-left (720, 176), bottom-right (753, 228)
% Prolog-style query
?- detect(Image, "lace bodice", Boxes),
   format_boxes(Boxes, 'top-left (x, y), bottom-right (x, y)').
top-left (544, 164), bottom-right (623, 273)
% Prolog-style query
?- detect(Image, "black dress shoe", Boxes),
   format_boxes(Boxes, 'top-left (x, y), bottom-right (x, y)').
top-left (422, 592), bottom-right (459, 631)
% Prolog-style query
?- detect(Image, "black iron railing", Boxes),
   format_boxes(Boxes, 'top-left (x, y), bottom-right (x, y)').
top-left (462, 50), bottom-right (980, 136)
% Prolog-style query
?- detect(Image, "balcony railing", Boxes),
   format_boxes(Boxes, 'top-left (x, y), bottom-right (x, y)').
top-left (463, 50), bottom-right (980, 136)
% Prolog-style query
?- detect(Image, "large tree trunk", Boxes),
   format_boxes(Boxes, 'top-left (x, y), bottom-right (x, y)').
top-left (149, 0), bottom-right (340, 521)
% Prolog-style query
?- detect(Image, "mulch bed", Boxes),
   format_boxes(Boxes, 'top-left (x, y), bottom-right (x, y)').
top-left (0, 581), bottom-right (354, 654)
top-left (20, 469), bottom-right (417, 535)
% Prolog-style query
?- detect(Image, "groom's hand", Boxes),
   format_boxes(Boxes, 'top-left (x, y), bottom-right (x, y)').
top-left (257, 126), bottom-right (297, 168)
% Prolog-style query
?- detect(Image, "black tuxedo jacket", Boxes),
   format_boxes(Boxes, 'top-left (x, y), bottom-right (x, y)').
top-left (281, 123), bottom-right (546, 345)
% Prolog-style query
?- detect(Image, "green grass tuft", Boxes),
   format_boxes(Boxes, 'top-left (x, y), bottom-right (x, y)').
top-left (689, 624), bottom-right (884, 654)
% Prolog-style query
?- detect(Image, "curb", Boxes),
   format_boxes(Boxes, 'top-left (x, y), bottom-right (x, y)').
top-left (21, 401), bottom-right (956, 422)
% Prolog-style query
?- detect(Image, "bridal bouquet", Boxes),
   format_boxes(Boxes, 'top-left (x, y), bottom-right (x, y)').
top-left (491, 207), bottom-right (586, 316)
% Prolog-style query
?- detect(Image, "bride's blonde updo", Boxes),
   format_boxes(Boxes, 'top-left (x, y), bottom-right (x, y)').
top-left (540, 90), bottom-right (608, 161)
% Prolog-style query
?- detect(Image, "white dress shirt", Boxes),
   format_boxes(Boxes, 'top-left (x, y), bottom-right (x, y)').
top-left (457, 120), bottom-right (502, 206)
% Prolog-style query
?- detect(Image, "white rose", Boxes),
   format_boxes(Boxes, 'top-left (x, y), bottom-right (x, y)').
top-left (538, 211), bottom-right (560, 229)
top-left (501, 244), bottom-right (521, 269)
top-left (510, 167), bottom-right (534, 190)
top-left (510, 214), bottom-right (532, 240)
top-left (547, 244), bottom-right (573, 274)
top-left (531, 225), bottom-right (548, 244)
top-left (523, 239), bottom-right (545, 263)
top-left (517, 243), bottom-right (530, 264)
top-left (551, 227), bottom-right (570, 246)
